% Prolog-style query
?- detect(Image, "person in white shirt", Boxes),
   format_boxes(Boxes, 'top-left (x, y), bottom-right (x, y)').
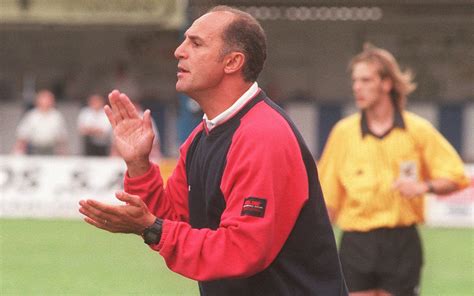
top-left (77, 94), bottom-right (112, 156)
top-left (14, 90), bottom-right (68, 155)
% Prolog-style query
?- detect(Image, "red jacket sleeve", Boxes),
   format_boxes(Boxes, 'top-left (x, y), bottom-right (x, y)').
top-left (124, 125), bottom-right (203, 222)
top-left (155, 104), bottom-right (310, 281)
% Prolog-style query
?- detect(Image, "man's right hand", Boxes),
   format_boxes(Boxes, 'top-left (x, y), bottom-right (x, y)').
top-left (105, 90), bottom-right (154, 177)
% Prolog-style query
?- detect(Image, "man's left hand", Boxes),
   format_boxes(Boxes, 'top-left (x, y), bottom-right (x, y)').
top-left (79, 191), bottom-right (156, 235)
top-left (392, 179), bottom-right (428, 198)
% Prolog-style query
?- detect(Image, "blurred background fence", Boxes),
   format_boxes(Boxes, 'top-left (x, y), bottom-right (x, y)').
top-left (0, 0), bottom-right (472, 159)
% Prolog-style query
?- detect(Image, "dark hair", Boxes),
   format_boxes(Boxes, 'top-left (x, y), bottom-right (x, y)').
top-left (349, 43), bottom-right (416, 109)
top-left (209, 6), bottom-right (267, 82)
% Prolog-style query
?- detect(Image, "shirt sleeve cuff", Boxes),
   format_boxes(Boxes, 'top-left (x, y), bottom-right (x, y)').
top-left (124, 163), bottom-right (160, 191)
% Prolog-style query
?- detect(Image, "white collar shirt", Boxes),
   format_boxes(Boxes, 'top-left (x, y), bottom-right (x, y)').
top-left (203, 82), bottom-right (259, 131)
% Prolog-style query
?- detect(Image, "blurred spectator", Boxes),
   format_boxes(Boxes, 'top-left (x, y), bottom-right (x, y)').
top-left (13, 89), bottom-right (68, 155)
top-left (77, 94), bottom-right (112, 156)
top-left (107, 61), bottom-right (139, 101)
top-left (110, 99), bottom-right (161, 162)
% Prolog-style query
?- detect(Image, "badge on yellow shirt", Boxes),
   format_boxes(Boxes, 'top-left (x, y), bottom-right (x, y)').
top-left (399, 160), bottom-right (418, 181)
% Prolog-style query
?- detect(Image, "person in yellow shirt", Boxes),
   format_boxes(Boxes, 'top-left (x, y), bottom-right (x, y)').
top-left (318, 44), bottom-right (469, 296)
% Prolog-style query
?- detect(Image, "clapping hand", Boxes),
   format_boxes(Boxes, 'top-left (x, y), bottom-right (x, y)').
top-left (105, 90), bottom-right (154, 176)
top-left (79, 191), bottom-right (156, 235)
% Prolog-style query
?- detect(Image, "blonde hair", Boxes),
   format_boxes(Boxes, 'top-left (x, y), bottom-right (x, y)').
top-left (349, 43), bottom-right (416, 109)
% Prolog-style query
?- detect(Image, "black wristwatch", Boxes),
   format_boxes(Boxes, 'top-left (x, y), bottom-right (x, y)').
top-left (426, 181), bottom-right (435, 193)
top-left (142, 218), bottom-right (163, 245)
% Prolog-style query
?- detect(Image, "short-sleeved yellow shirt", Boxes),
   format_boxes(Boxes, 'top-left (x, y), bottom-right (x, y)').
top-left (318, 111), bottom-right (469, 232)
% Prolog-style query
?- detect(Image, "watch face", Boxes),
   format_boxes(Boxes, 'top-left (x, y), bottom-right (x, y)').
top-left (143, 219), bottom-right (163, 245)
top-left (144, 230), bottom-right (160, 245)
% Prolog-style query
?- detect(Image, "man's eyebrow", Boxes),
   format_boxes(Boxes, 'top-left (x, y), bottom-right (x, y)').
top-left (186, 34), bottom-right (205, 43)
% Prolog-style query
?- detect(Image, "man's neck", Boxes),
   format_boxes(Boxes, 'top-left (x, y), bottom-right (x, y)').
top-left (365, 97), bottom-right (395, 136)
top-left (194, 79), bottom-right (254, 120)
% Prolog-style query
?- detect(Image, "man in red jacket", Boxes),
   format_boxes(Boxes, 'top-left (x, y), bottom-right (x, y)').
top-left (79, 5), bottom-right (347, 295)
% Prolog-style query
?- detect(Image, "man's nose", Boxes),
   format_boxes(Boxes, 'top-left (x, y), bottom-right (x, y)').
top-left (352, 81), bottom-right (360, 92)
top-left (174, 42), bottom-right (186, 60)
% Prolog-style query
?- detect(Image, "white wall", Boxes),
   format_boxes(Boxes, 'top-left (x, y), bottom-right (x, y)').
top-left (406, 101), bottom-right (439, 128)
top-left (464, 102), bottom-right (474, 162)
top-left (286, 102), bottom-right (318, 156)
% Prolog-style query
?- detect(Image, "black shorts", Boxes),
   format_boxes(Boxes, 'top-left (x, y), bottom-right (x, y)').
top-left (339, 225), bottom-right (423, 296)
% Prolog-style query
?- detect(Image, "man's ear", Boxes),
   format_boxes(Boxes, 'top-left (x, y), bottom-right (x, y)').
top-left (382, 77), bottom-right (393, 94)
top-left (223, 52), bottom-right (245, 75)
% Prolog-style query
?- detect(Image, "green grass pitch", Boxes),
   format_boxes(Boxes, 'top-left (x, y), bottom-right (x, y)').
top-left (1, 219), bottom-right (473, 295)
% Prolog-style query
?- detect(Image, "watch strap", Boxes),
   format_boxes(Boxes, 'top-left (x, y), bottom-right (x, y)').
top-left (426, 181), bottom-right (435, 193)
top-left (143, 218), bottom-right (163, 245)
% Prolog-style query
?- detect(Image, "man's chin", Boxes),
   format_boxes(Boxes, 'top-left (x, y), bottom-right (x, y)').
top-left (175, 83), bottom-right (186, 93)
top-left (176, 84), bottom-right (192, 97)
top-left (355, 103), bottom-right (365, 110)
